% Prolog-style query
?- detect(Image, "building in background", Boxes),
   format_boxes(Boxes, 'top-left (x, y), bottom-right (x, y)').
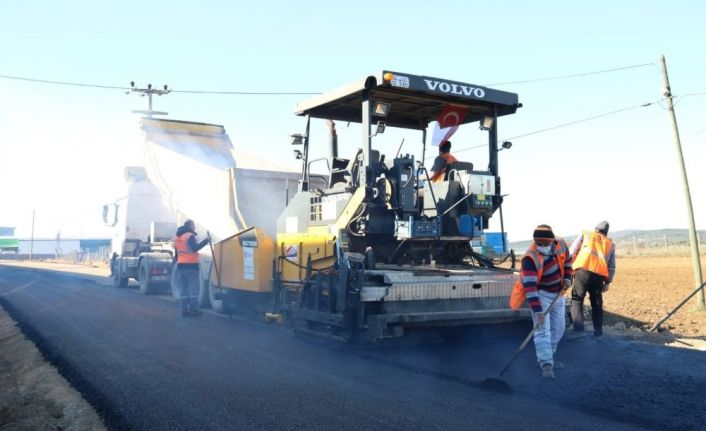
top-left (0, 226), bottom-right (19, 253)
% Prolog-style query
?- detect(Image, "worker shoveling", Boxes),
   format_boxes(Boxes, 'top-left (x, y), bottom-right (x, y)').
top-left (480, 286), bottom-right (568, 393)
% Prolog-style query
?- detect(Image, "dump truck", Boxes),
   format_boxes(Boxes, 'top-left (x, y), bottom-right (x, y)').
top-left (202, 70), bottom-right (528, 341)
top-left (107, 119), bottom-right (314, 307)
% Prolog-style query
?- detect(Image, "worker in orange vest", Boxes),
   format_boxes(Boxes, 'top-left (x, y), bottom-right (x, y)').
top-left (430, 140), bottom-right (457, 183)
top-left (519, 224), bottom-right (573, 379)
top-left (175, 219), bottom-right (210, 317)
top-left (568, 220), bottom-right (616, 339)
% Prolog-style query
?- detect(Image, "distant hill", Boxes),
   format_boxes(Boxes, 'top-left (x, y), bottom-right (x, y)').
top-left (508, 229), bottom-right (706, 254)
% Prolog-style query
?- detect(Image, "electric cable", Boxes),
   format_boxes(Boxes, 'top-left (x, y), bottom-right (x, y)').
top-left (2, 61), bottom-right (658, 96)
top-left (0, 73), bottom-right (320, 95)
top-left (486, 63), bottom-right (657, 86)
top-left (0, 73), bottom-right (130, 90)
top-left (446, 99), bottom-right (661, 157)
top-left (673, 91), bottom-right (706, 106)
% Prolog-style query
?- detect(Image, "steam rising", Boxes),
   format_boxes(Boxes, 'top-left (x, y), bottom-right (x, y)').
top-left (139, 120), bottom-right (299, 241)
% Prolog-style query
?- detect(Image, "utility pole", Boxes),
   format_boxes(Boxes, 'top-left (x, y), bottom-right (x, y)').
top-left (633, 235), bottom-right (637, 255)
top-left (130, 82), bottom-right (170, 118)
top-left (660, 54), bottom-right (705, 310)
top-left (29, 210), bottom-right (35, 261)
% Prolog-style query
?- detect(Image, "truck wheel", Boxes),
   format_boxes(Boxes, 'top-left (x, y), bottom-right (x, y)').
top-left (171, 265), bottom-right (180, 300)
top-left (139, 259), bottom-right (158, 295)
top-left (112, 262), bottom-right (128, 288)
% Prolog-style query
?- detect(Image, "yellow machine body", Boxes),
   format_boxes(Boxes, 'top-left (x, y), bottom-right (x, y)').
top-left (276, 188), bottom-right (365, 282)
top-left (210, 227), bottom-right (275, 293)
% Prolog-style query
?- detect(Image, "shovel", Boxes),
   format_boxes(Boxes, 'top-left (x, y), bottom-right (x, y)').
top-left (480, 286), bottom-right (568, 393)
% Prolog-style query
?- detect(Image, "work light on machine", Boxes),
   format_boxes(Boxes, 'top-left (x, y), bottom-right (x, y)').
top-left (373, 101), bottom-right (391, 117)
top-left (479, 116), bottom-right (495, 131)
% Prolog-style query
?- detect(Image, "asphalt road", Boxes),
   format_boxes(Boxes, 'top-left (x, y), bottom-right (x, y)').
top-left (1, 263), bottom-right (705, 431)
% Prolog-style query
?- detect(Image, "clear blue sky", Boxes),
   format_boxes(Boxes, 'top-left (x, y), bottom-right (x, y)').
top-left (1, 0), bottom-right (705, 241)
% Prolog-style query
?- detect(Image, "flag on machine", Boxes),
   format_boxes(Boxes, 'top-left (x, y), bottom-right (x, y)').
top-left (431, 104), bottom-right (468, 146)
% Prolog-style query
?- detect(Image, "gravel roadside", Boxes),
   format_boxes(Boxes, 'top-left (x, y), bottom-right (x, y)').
top-left (0, 305), bottom-right (105, 430)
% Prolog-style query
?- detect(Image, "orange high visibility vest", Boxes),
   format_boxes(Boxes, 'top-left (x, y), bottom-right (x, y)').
top-left (572, 231), bottom-right (613, 277)
top-left (431, 153), bottom-right (458, 182)
top-left (509, 240), bottom-right (568, 310)
top-left (175, 232), bottom-right (199, 264)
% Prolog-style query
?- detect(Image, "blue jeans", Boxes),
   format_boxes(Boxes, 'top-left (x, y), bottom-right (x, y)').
top-left (178, 267), bottom-right (199, 313)
top-left (531, 290), bottom-right (566, 367)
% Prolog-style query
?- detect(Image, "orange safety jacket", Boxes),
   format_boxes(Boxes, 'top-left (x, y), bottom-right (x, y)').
top-left (431, 153), bottom-right (458, 183)
top-left (175, 232), bottom-right (199, 264)
top-left (572, 231), bottom-right (613, 278)
top-left (509, 240), bottom-right (569, 310)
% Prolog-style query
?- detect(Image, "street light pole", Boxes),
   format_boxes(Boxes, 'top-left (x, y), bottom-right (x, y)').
top-left (660, 54), bottom-right (705, 310)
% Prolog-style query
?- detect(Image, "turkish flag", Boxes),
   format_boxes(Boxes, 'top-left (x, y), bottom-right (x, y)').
top-left (432, 104), bottom-right (468, 146)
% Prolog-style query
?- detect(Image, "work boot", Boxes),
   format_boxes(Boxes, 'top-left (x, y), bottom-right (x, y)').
top-left (541, 364), bottom-right (555, 379)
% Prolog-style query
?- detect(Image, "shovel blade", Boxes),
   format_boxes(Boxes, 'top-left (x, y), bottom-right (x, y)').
top-left (479, 378), bottom-right (513, 393)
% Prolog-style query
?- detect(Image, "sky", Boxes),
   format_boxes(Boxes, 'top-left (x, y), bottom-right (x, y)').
top-left (1, 0), bottom-right (705, 242)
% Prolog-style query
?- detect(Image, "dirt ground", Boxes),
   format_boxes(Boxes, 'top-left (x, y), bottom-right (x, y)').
top-left (596, 255), bottom-right (706, 348)
top-left (0, 306), bottom-right (105, 431)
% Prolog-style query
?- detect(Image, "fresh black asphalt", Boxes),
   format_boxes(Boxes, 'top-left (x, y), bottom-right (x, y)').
top-left (1, 264), bottom-right (705, 430)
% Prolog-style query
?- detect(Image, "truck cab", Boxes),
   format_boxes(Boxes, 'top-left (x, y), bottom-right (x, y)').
top-left (103, 166), bottom-right (176, 293)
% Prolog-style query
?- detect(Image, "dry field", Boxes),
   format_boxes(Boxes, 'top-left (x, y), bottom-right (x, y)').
top-left (600, 255), bottom-right (706, 342)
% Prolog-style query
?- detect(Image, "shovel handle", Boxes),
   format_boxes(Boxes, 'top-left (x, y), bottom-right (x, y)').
top-left (207, 231), bottom-right (222, 289)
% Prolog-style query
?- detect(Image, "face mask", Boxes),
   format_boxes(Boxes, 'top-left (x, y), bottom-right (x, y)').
top-left (536, 245), bottom-right (553, 255)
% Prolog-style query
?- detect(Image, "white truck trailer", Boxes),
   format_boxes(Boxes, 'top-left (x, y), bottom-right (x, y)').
top-left (105, 118), bottom-right (307, 305)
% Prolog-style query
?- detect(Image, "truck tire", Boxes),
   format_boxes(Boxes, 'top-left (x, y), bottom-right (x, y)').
top-left (112, 261), bottom-right (128, 288)
top-left (139, 259), bottom-right (164, 295)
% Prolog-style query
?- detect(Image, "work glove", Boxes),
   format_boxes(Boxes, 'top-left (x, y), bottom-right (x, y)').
top-left (602, 283), bottom-right (610, 293)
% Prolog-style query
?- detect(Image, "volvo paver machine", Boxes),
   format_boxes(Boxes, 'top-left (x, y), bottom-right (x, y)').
top-left (271, 71), bottom-right (527, 341)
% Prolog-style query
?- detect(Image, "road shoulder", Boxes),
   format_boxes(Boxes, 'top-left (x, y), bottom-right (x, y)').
top-left (0, 304), bottom-right (106, 430)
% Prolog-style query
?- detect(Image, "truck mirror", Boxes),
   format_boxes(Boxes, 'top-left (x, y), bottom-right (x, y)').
top-left (102, 204), bottom-right (118, 226)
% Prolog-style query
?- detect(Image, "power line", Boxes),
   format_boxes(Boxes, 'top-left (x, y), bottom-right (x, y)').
top-left (673, 91), bottom-right (706, 106)
top-left (0, 73), bottom-right (320, 95)
top-left (2, 62), bottom-right (657, 95)
top-left (0, 73), bottom-right (129, 90)
top-left (499, 100), bottom-right (659, 141)
top-left (486, 63), bottom-right (656, 86)
top-left (171, 89), bottom-right (320, 95)
top-left (449, 99), bottom-right (660, 157)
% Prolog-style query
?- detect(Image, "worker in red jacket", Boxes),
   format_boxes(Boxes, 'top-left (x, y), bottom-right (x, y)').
top-left (520, 224), bottom-right (573, 379)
